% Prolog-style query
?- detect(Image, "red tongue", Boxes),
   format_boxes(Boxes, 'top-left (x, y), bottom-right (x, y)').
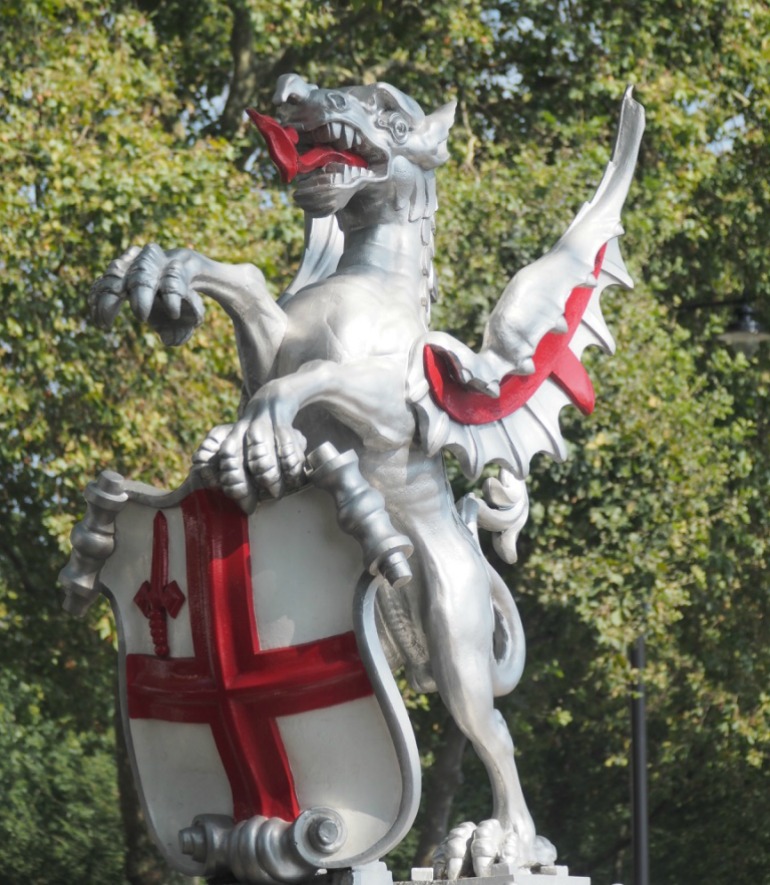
top-left (246, 109), bottom-right (368, 184)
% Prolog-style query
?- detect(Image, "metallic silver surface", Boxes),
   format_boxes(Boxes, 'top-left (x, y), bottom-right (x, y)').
top-left (85, 75), bottom-right (644, 879)
top-left (344, 570), bottom-right (422, 868)
top-left (179, 808), bottom-right (347, 883)
top-left (307, 443), bottom-right (413, 589)
top-left (59, 469), bottom-right (128, 616)
top-left (90, 244), bottom-right (286, 395)
top-left (280, 215), bottom-right (345, 306)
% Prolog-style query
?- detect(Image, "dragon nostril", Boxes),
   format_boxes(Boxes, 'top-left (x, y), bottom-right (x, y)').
top-left (326, 92), bottom-right (348, 111)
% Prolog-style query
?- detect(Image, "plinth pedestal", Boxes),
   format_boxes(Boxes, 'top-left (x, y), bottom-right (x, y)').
top-left (403, 866), bottom-right (591, 885)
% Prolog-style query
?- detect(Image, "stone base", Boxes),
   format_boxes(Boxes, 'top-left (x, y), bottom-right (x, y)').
top-left (401, 866), bottom-right (590, 885)
top-left (333, 863), bottom-right (394, 885)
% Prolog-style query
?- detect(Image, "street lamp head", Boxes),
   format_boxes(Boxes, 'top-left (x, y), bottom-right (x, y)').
top-left (716, 302), bottom-right (770, 356)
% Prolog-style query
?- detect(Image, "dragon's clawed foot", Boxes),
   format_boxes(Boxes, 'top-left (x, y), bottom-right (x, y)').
top-left (193, 421), bottom-right (259, 512)
top-left (192, 389), bottom-right (308, 508)
top-left (193, 424), bottom-right (233, 484)
top-left (433, 821), bottom-right (476, 880)
top-left (245, 422), bottom-right (307, 498)
top-left (433, 819), bottom-right (556, 880)
top-left (89, 243), bottom-right (204, 345)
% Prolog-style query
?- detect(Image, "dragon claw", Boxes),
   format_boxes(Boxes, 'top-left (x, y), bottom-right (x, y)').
top-left (218, 461), bottom-right (258, 512)
top-left (244, 435), bottom-right (280, 497)
top-left (276, 428), bottom-right (307, 484)
top-left (192, 424), bottom-right (260, 511)
top-left (94, 288), bottom-right (123, 328)
top-left (470, 819), bottom-right (511, 877)
top-left (534, 835), bottom-right (558, 866)
top-left (130, 284), bottom-right (156, 321)
top-left (160, 288), bottom-right (182, 320)
top-left (433, 819), bottom-right (555, 879)
top-left (90, 243), bottom-right (204, 344)
top-left (433, 821), bottom-right (475, 880)
top-left (193, 425), bottom-right (233, 484)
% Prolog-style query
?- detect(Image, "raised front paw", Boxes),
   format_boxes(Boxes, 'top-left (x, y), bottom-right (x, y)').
top-left (89, 243), bottom-right (204, 345)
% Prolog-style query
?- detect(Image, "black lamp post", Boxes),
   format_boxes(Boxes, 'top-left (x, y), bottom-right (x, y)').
top-left (630, 633), bottom-right (649, 885)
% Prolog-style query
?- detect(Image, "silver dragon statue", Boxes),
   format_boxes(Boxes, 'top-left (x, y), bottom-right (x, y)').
top-left (90, 74), bottom-right (644, 879)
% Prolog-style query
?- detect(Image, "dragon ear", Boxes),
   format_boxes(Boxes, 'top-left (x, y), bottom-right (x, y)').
top-left (409, 101), bottom-right (457, 169)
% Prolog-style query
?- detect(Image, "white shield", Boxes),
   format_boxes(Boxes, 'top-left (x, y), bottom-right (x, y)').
top-left (93, 474), bottom-right (419, 879)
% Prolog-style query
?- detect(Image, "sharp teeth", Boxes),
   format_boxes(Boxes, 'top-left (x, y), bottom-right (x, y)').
top-left (328, 122), bottom-right (342, 140)
top-left (338, 124), bottom-right (354, 150)
top-left (352, 131), bottom-right (363, 148)
top-left (343, 165), bottom-right (351, 183)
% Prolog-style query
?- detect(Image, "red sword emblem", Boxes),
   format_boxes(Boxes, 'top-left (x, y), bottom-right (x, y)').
top-left (133, 512), bottom-right (186, 657)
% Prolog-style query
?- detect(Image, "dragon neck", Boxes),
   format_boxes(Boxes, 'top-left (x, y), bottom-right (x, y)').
top-left (337, 222), bottom-right (423, 273)
top-left (335, 171), bottom-right (439, 318)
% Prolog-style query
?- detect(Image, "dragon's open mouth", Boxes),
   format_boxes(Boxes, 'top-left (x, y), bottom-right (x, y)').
top-left (247, 110), bottom-right (371, 184)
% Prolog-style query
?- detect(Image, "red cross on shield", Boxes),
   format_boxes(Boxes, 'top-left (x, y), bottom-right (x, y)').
top-left (99, 479), bottom-right (418, 878)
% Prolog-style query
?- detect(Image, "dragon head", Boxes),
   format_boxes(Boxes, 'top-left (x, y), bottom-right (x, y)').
top-left (248, 73), bottom-right (456, 224)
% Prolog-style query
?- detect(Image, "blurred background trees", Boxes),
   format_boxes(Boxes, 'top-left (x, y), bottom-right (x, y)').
top-left (1, 1), bottom-right (768, 883)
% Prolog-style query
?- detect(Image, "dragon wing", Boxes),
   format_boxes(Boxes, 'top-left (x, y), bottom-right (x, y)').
top-left (407, 88), bottom-right (645, 481)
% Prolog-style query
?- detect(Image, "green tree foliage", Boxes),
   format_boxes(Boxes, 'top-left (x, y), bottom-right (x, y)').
top-left (1, 1), bottom-right (769, 883)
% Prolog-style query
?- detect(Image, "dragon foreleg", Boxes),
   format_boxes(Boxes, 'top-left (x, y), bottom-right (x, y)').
top-left (197, 355), bottom-right (417, 506)
top-left (90, 244), bottom-right (287, 395)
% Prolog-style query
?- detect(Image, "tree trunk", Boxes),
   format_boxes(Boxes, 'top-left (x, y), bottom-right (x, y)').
top-left (412, 719), bottom-right (468, 869)
top-left (216, 0), bottom-right (259, 139)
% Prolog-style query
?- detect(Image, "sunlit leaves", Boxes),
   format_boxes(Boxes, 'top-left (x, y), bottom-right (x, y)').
top-left (3, 1), bottom-right (770, 883)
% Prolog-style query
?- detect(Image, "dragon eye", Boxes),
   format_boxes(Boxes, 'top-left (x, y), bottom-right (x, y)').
top-left (378, 111), bottom-right (409, 144)
top-left (392, 117), bottom-right (408, 141)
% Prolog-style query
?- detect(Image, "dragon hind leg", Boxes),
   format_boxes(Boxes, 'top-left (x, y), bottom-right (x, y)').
top-left (408, 522), bottom-right (554, 877)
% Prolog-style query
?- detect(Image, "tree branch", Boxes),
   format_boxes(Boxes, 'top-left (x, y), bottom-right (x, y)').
top-left (216, 0), bottom-right (260, 138)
